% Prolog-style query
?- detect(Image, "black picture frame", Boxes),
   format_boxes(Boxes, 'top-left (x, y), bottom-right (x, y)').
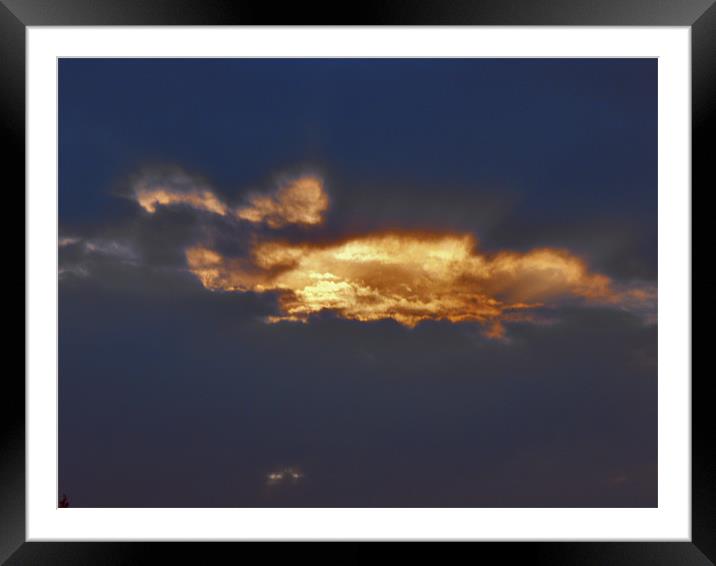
top-left (5, 1), bottom-right (707, 562)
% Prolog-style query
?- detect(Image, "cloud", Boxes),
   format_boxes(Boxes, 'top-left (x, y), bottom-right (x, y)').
top-left (59, 236), bottom-right (81, 247)
top-left (82, 239), bottom-right (137, 259)
top-left (58, 236), bottom-right (137, 260)
top-left (266, 467), bottom-right (304, 486)
top-left (185, 231), bottom-right (656, 333)
top-left (64, 165), bottom-right (655, 338)
top-left (236, 176), bottom-right (328, 228)
top-left (59, 236), bottom-right (139, 279)
top-left (131, 170), bottom-right (229, 216)
top-left (59, 265), bottom-right (90, 279)
top-left (130, 171), bottom-right (328, 230)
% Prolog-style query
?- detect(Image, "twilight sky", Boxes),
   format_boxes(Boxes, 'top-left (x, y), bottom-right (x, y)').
top-left (58, 58), bottom-right (657, 507)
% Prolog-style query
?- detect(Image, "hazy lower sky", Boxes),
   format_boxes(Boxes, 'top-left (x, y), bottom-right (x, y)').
top-left (59, 58), bottom-right (657, 507)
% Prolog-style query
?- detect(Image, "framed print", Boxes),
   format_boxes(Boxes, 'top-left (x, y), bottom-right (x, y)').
top-left (6, 0), bottom-right (708, 563)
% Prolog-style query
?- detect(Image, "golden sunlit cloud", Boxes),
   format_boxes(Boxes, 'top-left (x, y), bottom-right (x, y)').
top-left (186, 232), bottom-right (655, 333)
top-left (131, 173), bottom-right (328, 229)
top-left (130, 170), bottom-right (229, 216)
top-left (135, 186), bottom-right (229, 216)
top-left (236, 176), bottom-right (328, 228)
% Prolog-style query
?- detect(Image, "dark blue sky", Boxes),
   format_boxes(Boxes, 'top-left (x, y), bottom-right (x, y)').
top-left (59, 58), bottom-right (657, 507)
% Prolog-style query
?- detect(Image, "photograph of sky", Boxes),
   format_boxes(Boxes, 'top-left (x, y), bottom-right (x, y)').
top-left (59, 58), bottom-right (657, 507)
